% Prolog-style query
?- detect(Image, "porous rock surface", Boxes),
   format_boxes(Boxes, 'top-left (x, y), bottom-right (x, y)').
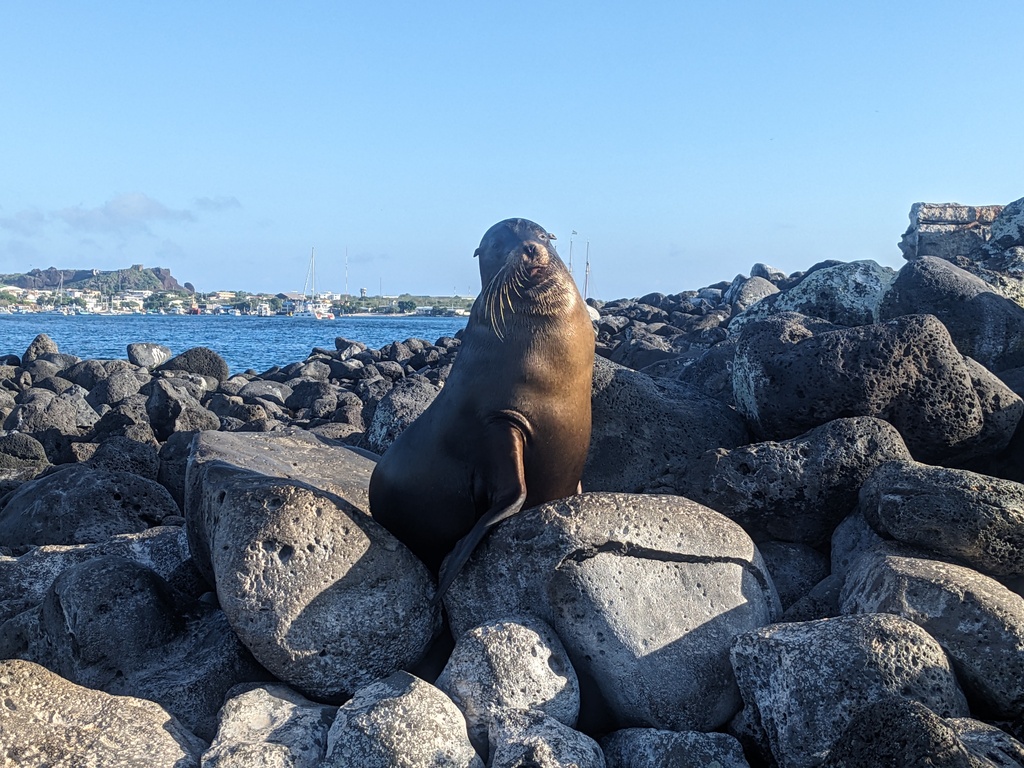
top-left (2, 198), bottom-right (1024, 765)
top-left (487, 708), bottom-right (606, 768)
top-left (584, 355), bottom-right (748, 495)
top-left (322, 671), bottom-right (484, 768)
top-left (732, 312), bottom-right (1022, 464)
top-left (184, 428), bottom-right (437, 701)
top-left (201, 683), bottom-right (337, 768)
top-left (436, 615), bottom-right (580, 757)
top-left (444, 492), bottom-right (781, 734)
top-left (859, 460), bottom-right (1024, 577)
top-left (0, 658), bottom-right (207, 767)
top-left (841, 552), bottom-right (1024, 718)
top-left (820, 697), bottom-right (998, 768)
top-left (730, 613), bottom-right (970, 768)
top-left (682, 416), bottom-right (911, 545)
top-left (0, 462), bottom-right (180, 552)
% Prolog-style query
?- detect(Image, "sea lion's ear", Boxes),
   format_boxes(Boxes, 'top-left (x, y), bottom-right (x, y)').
top-left (473, 248), bottom-right (481, 258)
top-left (548, 232), bottom-right (556, 241)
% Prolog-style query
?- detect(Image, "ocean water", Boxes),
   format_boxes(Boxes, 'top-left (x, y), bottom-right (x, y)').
top-left (0, 313), bottom-right (469, 374)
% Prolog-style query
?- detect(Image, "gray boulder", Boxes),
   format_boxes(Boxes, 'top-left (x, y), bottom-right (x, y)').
top-left (673, 337), bottom-right (738, 405)
top-left (20, 358), bottom-right (61, 384)
top-left (989, 196), bottom-right (1024, 252)
top-left (0, 659), bottom-right (207, 767)
top-left (202, 683), bottom-right (337, 768)
top-left (585, 356), bottom-right (748, 495)
top-left (86, 434), bottom-right (160, 479)
top-left (880, 255), bottom-right (1024, 372)
top-left (730, 260), bottom-right (897, 332)
top-left (821, 697), bottom-right (988, 768)
top-left (86, 367), bottom-right (149, 409)
top-left (146, 377), bottom-right (220, 440)
top-left (897, 202), bottom-right (1002, 262)
top-left (21, 333), bottom-right (58, 364)
top-left (88, 392), bottom-right (153, 441)
top-left (185, 429), bottom-right (436, 700)
top-left (157, 345), bottom-right (230, 382)
top-left (239, 379), bottom-right (294, 408)
top-left (732, 312), bottom-right (1023, 464)
top-left (488, 708), bottom-right (605, 768)
top-left (781, 574), bottom-right (843, 623)
top-left (0, 463), bottom-right (180, 552)
top-left (322, 671), bottom-right (484, 768)
top-left (859, 461), bottom-right (1024, 577)
top-left (601, 728), bottom-right (750, 768)
top-left (64, 358), bottom-right (136, 390)
top-left (730, 613), bottom-right (969, 768)
top-left (841, 553), bottom-right (1024, 718)
top-left (334, 336), bottom-right (368, 358)
top-left (608, 324), bottom-right (681, 370)
top-left (436, 616), bottom-right (580, 757)
top-left (292, 358), bottom-right (332, 381)
top-left (0, 526), bottom-right (198, 625)
top-left (127, 341), bottom-right (172, 368)
top-left (728, 275), bottom-right (780, 313)
top-left (285, 378), bottom-right (339, 417)
top-left (0, 555), bottom-right (268, 740)
top-left (0, 431), bottom-right (48, 469)
top-left (3, 386), bottom-right (98, 436)
top-left (948, 717), bottom-right (1024, 767)
top-left (829, 510), bottom-right (924, 582)
top-left (365, 374), bottom-right (441, 455)
top-left (445, 492), bottom-right (781, 733)
top-left (751, 263), bottom-right (787, 282)
top-left (683, 417), bottom-right (911, 545)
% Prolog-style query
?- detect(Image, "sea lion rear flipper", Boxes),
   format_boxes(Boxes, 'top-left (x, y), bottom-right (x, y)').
top-left (431, 424), bottom-right (528, 606)
top-left (432, 491), bottom-right (526, 606)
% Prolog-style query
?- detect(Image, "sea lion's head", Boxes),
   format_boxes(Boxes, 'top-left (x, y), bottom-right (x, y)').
top-left (473, 218), bottom-right (577, 337)
top-left (474, 218), bottom-right (561, 286)
top-left (477, 216), bottom-right (575, 290)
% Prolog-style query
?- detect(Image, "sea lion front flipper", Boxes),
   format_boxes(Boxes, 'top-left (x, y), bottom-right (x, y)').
top-left (431, 424), bottom-right (528, 606)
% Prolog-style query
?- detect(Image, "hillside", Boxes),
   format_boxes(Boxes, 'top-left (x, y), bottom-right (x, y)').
top-left (0, 265), bottom-right (188, 293)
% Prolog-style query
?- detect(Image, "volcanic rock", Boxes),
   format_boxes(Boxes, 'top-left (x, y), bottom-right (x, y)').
top-left (445, 492), bottom-right (781, 734)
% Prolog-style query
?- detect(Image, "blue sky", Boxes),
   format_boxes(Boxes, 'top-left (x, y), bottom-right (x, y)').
top-left (2, 2), bottom-right (1022, 300)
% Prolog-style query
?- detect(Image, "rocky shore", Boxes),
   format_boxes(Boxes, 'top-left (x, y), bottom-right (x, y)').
top-left (2, 198), bottom-right (1024, 766)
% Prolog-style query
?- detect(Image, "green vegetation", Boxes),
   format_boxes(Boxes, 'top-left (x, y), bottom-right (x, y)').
top-left (331, 293), bottom-right (473, 315)
top-left (144, 292), bottom-right (193, 311)
top-left (0, 265), bottom-right (179, 293)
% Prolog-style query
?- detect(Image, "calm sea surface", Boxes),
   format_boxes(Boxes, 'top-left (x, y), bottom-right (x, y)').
top-left (0, 314), bottom-right (469, 374)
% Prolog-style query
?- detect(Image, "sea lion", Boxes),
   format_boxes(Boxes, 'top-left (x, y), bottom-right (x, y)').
top-left (369, 218), bottom-right (595, 601)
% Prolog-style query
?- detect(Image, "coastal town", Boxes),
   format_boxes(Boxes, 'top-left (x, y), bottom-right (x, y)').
top-left (0, 265), bottom-right (474, 318)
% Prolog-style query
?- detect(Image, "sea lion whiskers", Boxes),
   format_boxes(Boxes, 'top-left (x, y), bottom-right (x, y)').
top-left (483, 262), bottom-right (516, 341)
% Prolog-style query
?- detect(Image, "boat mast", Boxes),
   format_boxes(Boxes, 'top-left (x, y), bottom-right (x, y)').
top-left (583, 240), bottom-right (590, 300)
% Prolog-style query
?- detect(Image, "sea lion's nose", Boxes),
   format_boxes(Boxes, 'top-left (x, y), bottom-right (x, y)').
top-left (521, 242), bottom-right (548, 263)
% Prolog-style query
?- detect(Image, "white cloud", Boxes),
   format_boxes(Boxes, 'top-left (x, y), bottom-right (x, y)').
top-left (194, 195), bottom-right (241, 212)
top-left (57, 193), bottom-right (194, 234)
top-left (0, 208), bottom-right (48, 237)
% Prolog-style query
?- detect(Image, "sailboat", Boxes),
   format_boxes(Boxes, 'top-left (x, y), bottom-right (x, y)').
top-left (294, 247), bottom-right (335, 320)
